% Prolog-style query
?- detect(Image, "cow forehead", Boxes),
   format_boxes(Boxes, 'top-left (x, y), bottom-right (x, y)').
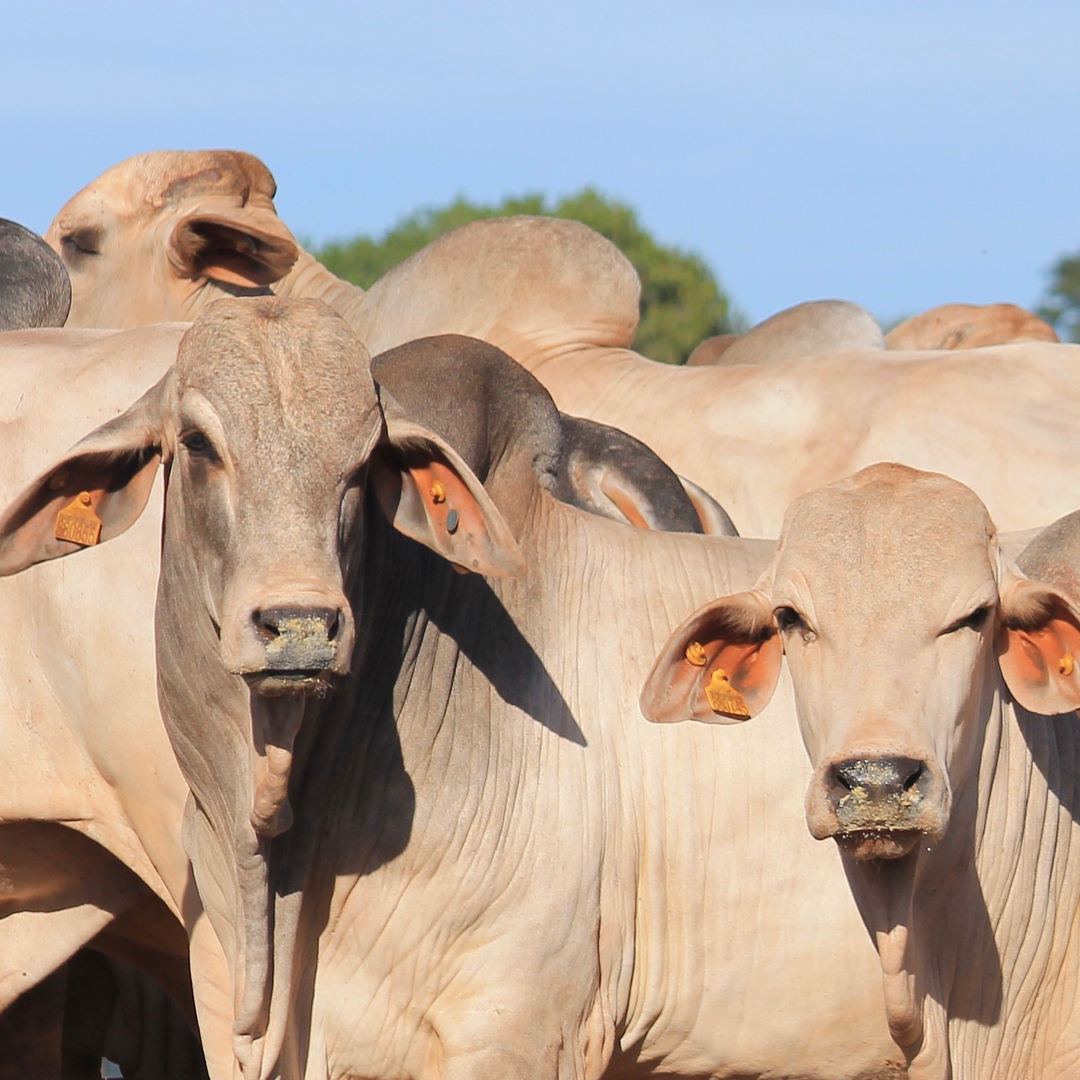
top-left (774, 465), bottom-right (998, 618)
top-left (176, 298), bottom-right (379, 454)
top-left (56, 149), bottom-right (278, 221)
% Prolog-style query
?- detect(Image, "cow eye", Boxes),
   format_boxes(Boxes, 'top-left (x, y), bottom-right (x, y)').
top-left (180, 430), bottom-right (219, 462)
top-left (775, 606), bottom-right (815, 642)
top-left (60, 227), bottom-right (102, 257)
top-left (941, 606), bottom-right (991, 635)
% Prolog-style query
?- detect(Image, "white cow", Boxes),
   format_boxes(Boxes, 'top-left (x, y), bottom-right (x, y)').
top-left (0, 306), bottom-right (905, 1079)
top-left (643, 463), bottom-right (1080, 1079)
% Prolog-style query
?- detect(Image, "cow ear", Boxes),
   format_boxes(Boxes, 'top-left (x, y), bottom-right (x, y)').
top-left (0, 372), bottom-right (173, 575)
top-left (677, 475), bottom-right (739, 536)
top-left (998, 577), bottom-right (1080, 715)
top-left (371, 406), bottom-right (527, 579)
top-left (168, 210), bottom-right (299, 288)
top-left (641, 590), bottom-right (781, 725)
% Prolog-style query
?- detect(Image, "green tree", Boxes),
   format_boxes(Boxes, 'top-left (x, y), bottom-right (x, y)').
top-left (314, 189), bottom-right (737, 365)
top-left (1037, 252), bottom-right (1080, 342)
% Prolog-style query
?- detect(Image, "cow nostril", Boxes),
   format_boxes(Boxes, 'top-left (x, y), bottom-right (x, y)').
top-left (903, 762), bottom-right (924, 791)
top-left (326, 610), bottom-right (340, 641)
top-left (252, 610), bottom-right (280, 641)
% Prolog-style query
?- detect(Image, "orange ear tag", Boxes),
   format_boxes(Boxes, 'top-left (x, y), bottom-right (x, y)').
top-left (685, 641), bottom-right (708, 667)
top-left (704, 668), bottom-right (750, 719)
top-left (54, 491), bottom-right (102, 548)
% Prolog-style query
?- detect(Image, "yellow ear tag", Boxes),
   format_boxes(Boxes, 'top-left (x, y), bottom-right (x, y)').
top-left (704, 668), bottom-right (750, 720)
top-left (54, 491), bottom-right (102, 548)
top-left (430, 481), bottom-right (446, 505)
top-left (684, 641), bottom-right (708, 666)
top-left (1060, 653), bottom-right (1075, 677)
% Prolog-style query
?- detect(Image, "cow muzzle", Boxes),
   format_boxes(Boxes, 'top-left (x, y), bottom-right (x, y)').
top-left (225, 594), bottom-right (355, 696)
top-left (806, 753), bottom-right (948, 861)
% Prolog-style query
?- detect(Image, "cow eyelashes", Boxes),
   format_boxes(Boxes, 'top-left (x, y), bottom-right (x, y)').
top-left (940, 606), bottom-right (992, 636)
top-left (180, 429), bottom-right (220, 464)
top-left (774, 605), bottom-right (817, 642)
top-left (60, 227), bottom-right (103, 258)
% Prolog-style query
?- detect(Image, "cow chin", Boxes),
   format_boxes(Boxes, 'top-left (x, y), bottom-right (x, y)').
top-left (835, 828), bottom-right (924, 861)
top-left (243, 669), bottom-right (336, 699)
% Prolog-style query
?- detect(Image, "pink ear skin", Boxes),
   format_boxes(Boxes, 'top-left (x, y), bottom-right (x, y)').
top-left (998, 579), bottom-right (1080, 715)
top-left (640, 591), bottom-right (782, 726)
top-left (0, 375), bottom-right (171, 577)
top-left (371, 425), bottom-right (526, 580)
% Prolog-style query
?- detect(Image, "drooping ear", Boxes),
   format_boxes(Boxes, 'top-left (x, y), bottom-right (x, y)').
top-left (677, 475), bottom-right (739, 536)
top-left (168, 209), bottom-right (299, 288)
top-left (640, 589), bottom-right (782, 725)
top-left (554, 414), bottom-right (709, 534)
top-left (0, 371), bottom-right (174, 575)
top-left (998, 576), bottom-right (1080, 715)
top-left (371, 397), bottom-right (527, 579)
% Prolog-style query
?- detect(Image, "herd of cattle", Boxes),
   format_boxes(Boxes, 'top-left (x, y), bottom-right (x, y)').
top-left (0, 149), bottom-right (1077, 1080)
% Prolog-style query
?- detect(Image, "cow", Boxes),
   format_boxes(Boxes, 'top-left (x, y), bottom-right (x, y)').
top-left (685, 299), bottom-right (885, 366)
top-left (885, 302), bottom-right (1059, 350)
top-left (0, 300), bottom-right (905, 1079)
top-left (0, 223), bottom-right (207, 1075)
top-left (0, 322), bottom-right (232, 1076)
top-left (0, 218), bottom-right (71, 331)
top-left (641, 463), bottom-right (1080, 1079)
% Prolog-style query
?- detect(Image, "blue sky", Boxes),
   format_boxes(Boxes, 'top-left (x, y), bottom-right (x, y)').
top-left (6, 1), bottom-right (1079, 326)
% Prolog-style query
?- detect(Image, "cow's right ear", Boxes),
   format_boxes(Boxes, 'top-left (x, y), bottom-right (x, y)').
top-left (168, 208), bottom-right (299, 289)
top-left (0, 372), bottom-right (173, 575)
top-left (371, 398), bottom-right (527, 579)
top-left (640, 590), bottom-right (782, 725)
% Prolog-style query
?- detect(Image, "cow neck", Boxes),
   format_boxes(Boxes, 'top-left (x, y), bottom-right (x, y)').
top-left (950, 684), bottom-right (1080, 1078)
top-left (155, 494), bottom-right (326, 1080)
top-left (274, 248), bottom-right (366, 326)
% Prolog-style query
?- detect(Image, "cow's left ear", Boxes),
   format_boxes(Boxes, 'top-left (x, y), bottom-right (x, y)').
top-left (168, 208), bottom-right (299, 289)
top-left (998, 577), bottom-right (1080, 714)
top-left (0, 372), bottom-right (174, 575)
top-left (641, 590), bottom-right (782, 725)
top-left (372, 404), bottom-right (527, 579)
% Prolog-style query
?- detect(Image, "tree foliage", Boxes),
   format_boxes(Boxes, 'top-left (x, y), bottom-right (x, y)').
top-left (1037, 252), bottom-right (1080, 342)
top-left (314, 189), bottom-right (736, 365)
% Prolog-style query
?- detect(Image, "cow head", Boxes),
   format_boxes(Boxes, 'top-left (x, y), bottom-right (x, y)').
top-left (45, 151), bottom-right (301, 328)
top-left (643, 463), bottom-right (1080, 862)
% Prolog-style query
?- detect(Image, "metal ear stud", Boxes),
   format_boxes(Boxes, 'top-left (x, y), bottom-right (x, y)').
top-left (446, 509), bottom-right (459, 534)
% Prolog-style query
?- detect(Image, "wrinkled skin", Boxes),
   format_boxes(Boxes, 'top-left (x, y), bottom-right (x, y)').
top-left (643, 464), bottom-right (1080, 1079)
top-left (0, 305), bottom-right (906, 1079)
